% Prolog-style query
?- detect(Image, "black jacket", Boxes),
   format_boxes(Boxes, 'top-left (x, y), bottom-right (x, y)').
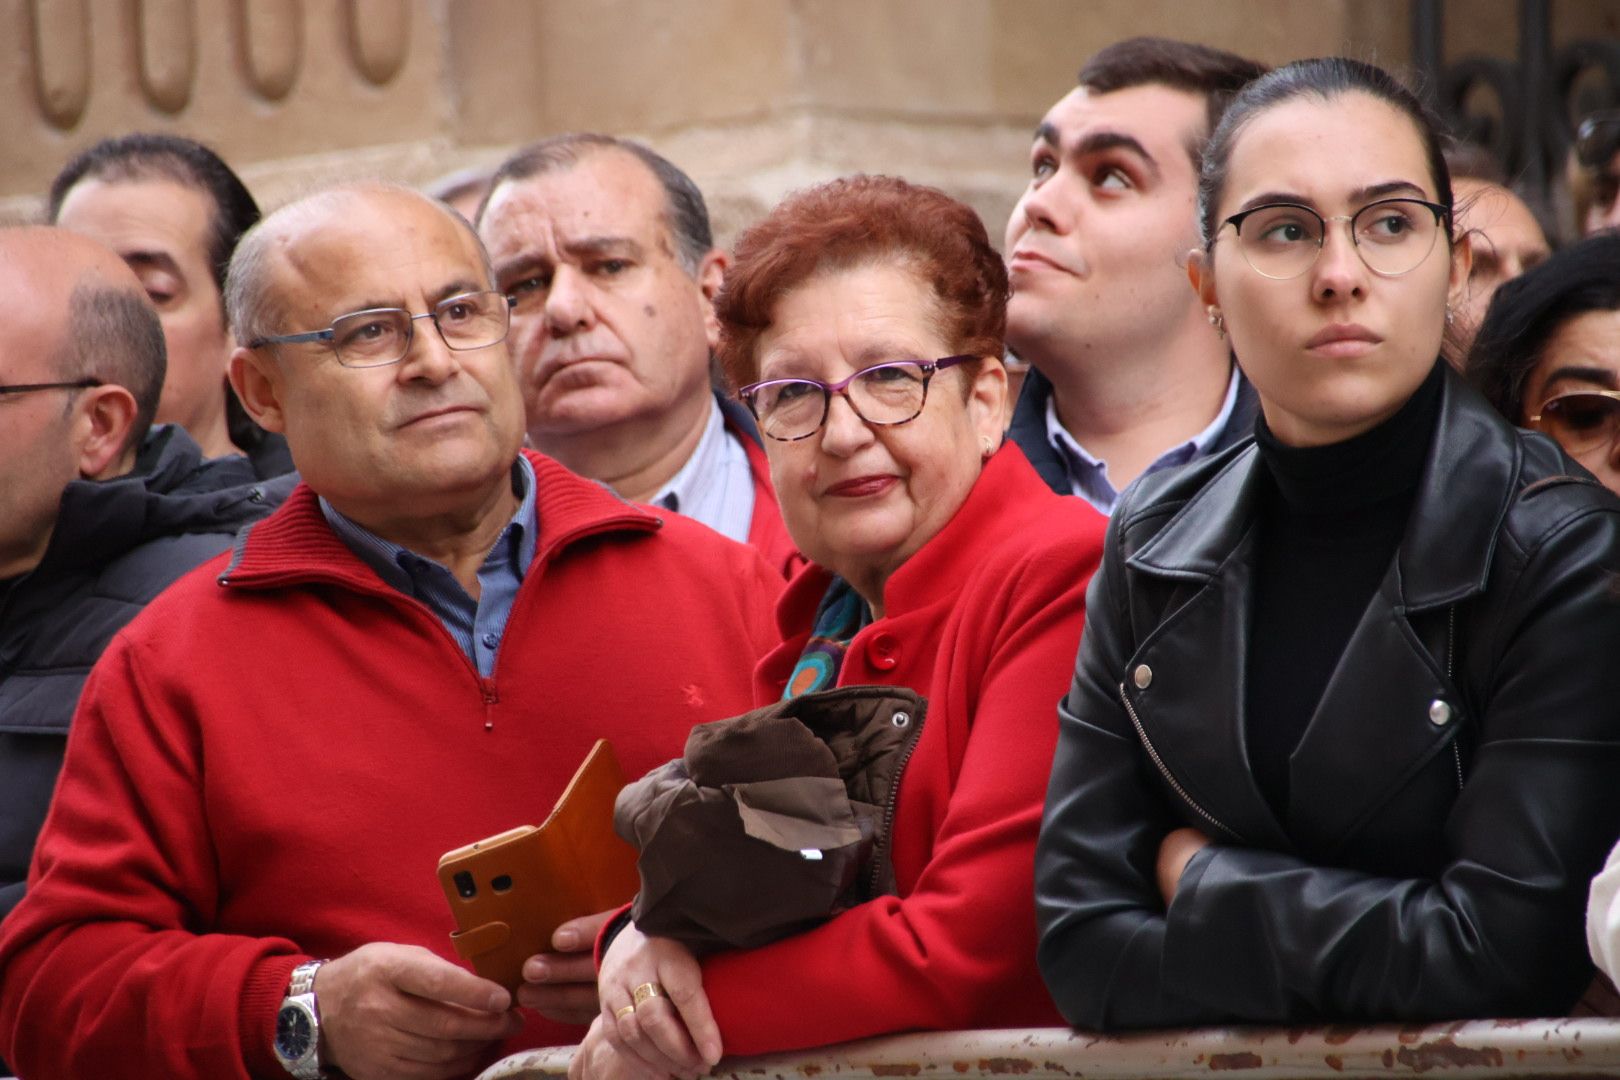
top-left (1007, 363), bottom-right (1259, 497)
top-left (0, 426), bottom-right (293, 916)
top-left (1036, 366), bottom-right (1620, 1029)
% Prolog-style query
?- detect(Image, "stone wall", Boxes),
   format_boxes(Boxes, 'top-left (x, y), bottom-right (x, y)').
top-left (4, 0), bottom-right (1617, 244)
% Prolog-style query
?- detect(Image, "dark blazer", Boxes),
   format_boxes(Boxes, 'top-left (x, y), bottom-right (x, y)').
top-left (1006, 363), bottom-right (1260, 497)
top-left (1036, 365), bottom-right (1620, 1030)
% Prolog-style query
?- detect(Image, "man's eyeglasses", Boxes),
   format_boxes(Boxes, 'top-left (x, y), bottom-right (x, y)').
top-left (1529, 390), bottom-right (1620, 454)
top-left (247, 291), bottom-right (515, 369)
top-left (1217, 198), bottom-right (1451, 280)
top-left (1577, 112), bottom-right (1620, 168)
top-left (738, 356), bottom-right (973, 442)
top-left (0, 378), bottom-right (102, 398)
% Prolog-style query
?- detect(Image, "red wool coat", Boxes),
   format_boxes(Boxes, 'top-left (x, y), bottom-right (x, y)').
top-left (0, 451), bottom-right (782, 1080)
top-left (700, 444), bottom-right (1108, 1055)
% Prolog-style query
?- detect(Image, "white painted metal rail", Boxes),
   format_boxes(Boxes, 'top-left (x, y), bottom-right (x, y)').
top-left (478, 1021), bottom-right (1620, 1079)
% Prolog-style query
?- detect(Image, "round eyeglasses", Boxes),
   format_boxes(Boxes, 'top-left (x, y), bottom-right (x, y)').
top-left (738, 356), bottom-right (973, 442)
top-left (246, 291), bottom-right (515, 369)
top-left (1529, 390), bottom-right (1620, 455)
top-left (1218, 198), bottom-right (1451, 280)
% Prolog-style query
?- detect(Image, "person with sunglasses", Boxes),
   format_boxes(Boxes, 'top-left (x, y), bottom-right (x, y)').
top-left (570, 175), bottom-right (1107, 1078)
top-left (1467, 232), bottom-right (1620, 495)
top-left (1036, 58), bottom-right (1620, 1031)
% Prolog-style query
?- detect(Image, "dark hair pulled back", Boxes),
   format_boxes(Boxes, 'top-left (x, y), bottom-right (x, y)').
top-left (1196, 57), bottom-right (1455, 249)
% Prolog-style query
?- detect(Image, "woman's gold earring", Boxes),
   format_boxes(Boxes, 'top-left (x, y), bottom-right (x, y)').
top-left (1206, 306), bottom-right (1226, 339)
top-left (981, 436), bottom-right (995, 459)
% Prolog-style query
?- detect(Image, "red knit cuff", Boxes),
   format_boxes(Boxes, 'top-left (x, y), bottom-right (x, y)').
top-left (238, 953), bottom-right (309, 1074)
top-left (593, 903), bottom-right (635, 970)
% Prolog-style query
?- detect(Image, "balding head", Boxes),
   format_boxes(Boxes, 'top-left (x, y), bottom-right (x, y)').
top-left (227, 183), bottom-right (495, 347)
top-left (0, 227), bottom-right (167, 444)
top-left (0, 228), bottom-right (165, 577)
top-left (225, 182), bottom-right (523, 533)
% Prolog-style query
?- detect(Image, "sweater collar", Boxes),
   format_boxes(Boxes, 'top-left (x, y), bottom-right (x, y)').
top-left (1128, 364), bottom-right (1515, 611)
top-left (220, 449), bottom-right (660, 591)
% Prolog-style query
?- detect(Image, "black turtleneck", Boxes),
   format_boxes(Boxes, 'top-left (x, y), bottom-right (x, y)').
top-left (1245, 361), bottom-right (1445, 819)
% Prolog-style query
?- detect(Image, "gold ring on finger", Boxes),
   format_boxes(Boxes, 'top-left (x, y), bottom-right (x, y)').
top-left (632, 981), bottom-right (665, 1006)
top-left (615, 1003), bottom-right (636, 1019)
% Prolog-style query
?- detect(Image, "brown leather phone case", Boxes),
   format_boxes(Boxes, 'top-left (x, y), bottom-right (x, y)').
top-left (437, 739), bottom-right (641, 992)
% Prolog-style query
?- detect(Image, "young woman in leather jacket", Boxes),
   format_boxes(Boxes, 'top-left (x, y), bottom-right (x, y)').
top-left (1036, 57), bottom-right (1620, 1031)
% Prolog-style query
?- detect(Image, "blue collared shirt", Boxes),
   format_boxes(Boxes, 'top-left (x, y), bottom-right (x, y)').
top-left (649, 398), bottom-right (755, 543)
top-left (1044, 367), bottom-right (1243, 515)
top-left (319, 457), bottom-right (538, 678)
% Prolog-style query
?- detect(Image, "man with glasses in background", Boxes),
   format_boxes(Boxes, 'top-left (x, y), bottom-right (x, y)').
top-left (477, 134), bottom-right (799, 575)
top-left (1004, 38), bottom-right (1266, 513)
top-left (0, 185), bottom-right (781, 1080)
top-left (0, 227), bottom-right (289, 930)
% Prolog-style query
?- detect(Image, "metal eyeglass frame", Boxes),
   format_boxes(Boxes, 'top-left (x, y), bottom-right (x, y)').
top-left (1217, 198), bottom-right (1452, 280)
top-left (1528, 389), bottom-right (1620, 452)
top-left (737, 355), bottom-right (975, 442)
top-left (0, 377), bottom-right (103, 397)
top-left (245, 291), bottom-right (515, 368)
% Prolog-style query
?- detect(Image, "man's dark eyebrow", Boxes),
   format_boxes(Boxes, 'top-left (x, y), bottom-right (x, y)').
top-left (1034, 126), bottom-right (1160, 179)
top-left (122, 250), bottom-right (182, 277)
top-left (492, 252), bottom-right (550, 284)
top-left (1542, 365), bottom-right (1620, 393)
top-left (562, 235), bottom-right (645, 260)
top-left (429, 279), bottom-right (485, 305)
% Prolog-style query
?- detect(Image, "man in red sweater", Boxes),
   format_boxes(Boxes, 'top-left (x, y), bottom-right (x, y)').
top-left (0, 184), bottom-right (782, 1080)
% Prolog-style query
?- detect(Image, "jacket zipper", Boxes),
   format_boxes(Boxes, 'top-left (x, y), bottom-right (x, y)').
top-left (1448, 606), bottom-right (1463, 791)
top-left (867, 709), bottom-right (926, 898)
top-left (1118, 682), bottom-right (1246, 843)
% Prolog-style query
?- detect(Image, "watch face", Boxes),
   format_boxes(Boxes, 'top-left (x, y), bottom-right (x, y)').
top-left (275, 1003), bottom-right (314, 1060)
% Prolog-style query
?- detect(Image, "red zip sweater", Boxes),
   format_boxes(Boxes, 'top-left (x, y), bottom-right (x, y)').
top-left (0, 450), bottom-right (782, 1080)
top-left (700, 445), bottom-right (1108, 1054)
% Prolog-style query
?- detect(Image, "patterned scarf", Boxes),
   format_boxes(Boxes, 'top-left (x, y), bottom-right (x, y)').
top-left (782, 577), bottom-right (873, 700)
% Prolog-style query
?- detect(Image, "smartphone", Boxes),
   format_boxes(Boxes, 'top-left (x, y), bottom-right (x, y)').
top-left (437, 825), bottom-right (556, 993)
top-left (437, 739), bottom-right (640, 992)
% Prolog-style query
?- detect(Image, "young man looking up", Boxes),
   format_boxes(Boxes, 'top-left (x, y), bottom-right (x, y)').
top-left (1005, 37), bottom-right (1266, 513)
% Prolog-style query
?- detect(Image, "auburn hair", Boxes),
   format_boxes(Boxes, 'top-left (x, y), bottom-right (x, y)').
top-left (715, 174), bottom-right (1007, 390)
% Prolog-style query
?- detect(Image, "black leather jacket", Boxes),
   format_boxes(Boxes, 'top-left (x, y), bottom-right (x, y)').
top-left (1036, 367), bottom-right (1620, 1030)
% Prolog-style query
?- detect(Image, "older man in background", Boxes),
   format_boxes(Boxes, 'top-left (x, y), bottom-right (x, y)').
top-left (0, 227), bottom-right (288, 923)
top-left (478, 134), bottom-right (798, 574)
top-left (0, 184), bottom-right (780, 1080)
top-left (1004, 38), bottom-right (1266, 513)
top-left (50, 133), bottom-right (293, 477)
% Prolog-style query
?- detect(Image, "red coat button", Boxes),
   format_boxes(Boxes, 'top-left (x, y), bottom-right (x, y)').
top-left (868, 632), bottom-right (901, 671)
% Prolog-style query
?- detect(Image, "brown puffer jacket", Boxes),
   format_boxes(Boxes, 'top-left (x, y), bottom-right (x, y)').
top-left (613, 686), bottom-right (926, 954)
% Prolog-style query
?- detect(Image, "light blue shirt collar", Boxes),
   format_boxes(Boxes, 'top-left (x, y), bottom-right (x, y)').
top-left (318, 456), bottom-right (538, 677)
top-left (1044, 365), bottom-right (1242, 515)
top-left (649, 398), bottom-right (755, 544)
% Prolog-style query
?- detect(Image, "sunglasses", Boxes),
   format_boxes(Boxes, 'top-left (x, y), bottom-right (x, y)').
top-left (1528, 390), bottom-right (1620, 455)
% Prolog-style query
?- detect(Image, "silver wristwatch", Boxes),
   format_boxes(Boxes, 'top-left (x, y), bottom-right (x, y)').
top-left (273, 960), bottom-right (328, 1079)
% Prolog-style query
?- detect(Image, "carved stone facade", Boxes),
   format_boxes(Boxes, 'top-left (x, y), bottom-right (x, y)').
top-left (3, 0), bottom-right (1617, 243)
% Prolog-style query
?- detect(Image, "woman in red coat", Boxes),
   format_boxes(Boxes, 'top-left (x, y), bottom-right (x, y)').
top-left (565, 175), bottom-right (1108, 1079)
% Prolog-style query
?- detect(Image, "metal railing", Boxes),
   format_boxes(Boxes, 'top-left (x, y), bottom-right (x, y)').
top-left (478, 1020), bottom-right (1620, 1079)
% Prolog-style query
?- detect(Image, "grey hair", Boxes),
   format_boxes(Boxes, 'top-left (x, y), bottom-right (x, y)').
top-left (478, 133), bottom-right (714, 274)
top-left (56, 282), bottom-right (167, 451)
top-left (226, 182), bottom-right (497, 346)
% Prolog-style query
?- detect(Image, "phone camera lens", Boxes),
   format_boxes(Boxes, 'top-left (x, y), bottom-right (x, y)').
top-left (454, 871), bottom-right (477, 899)
top-left (492, 874), bottom-right (513, 893)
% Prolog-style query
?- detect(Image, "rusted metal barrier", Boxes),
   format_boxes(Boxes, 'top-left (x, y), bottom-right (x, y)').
top-left (477, 1021), bottom-right (1620, 1079)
